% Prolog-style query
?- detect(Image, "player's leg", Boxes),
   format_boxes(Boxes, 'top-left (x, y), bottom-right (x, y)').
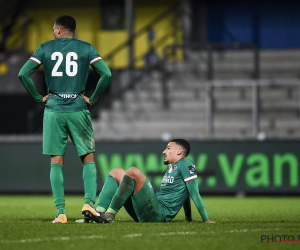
top-left (100, 167), bottom-right (150, 222)
top-left (50, 155), bottom-right (67, 223)
top-left (43, 110), bottom-right (68, 223)
top-left (131, 179), bottom-right (164, 222)
top-left (96, 168), bottom-right (125, 212)
top-left (80, 153), bottom-right (103, 221)
top-left (80, 153), bottom-right (97, 207)
top-left (67, 110), bottom-right (99, 219)
top-left (95, 168), bottom-right (139, 222)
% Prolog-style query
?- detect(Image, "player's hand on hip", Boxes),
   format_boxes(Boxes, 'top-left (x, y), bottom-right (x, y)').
top-left (42, 93), bottom-right (52, 103)
top-left (81, 94), bottom-right (91, 106)
top-left (205, 220), bottom-right (216, 224)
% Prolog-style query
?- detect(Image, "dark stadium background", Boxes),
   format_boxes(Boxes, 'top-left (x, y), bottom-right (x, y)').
top-left (1, 0), bottom-right (299, 195)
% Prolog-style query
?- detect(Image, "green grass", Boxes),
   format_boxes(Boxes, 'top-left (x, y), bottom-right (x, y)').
top-left (0, 195), bottom-right (299, 250)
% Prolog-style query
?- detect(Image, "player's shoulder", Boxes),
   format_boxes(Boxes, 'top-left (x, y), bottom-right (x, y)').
top-left (177, 158), bottom-right (197, 176)
top-left (38, 39), bottom-right (66, 49)
top-left (39, 40), bottom-right (55, 48)
top-left (73, 38), bottom-right (93, 47)
top-left (42, 38), bottom-right (92, 46)
top-left (177, 158), bottom-right (195, 168)
top-left (180, 157), bottom-right (194, 165)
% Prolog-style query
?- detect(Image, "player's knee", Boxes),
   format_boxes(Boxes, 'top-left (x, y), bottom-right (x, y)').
top-left (51, 155), bottom-right (64, 165)
top-left (126, 166), bottom-right (142, 178)
top-left (109, 168), bottom-right (125, 183)
top-left (81, 153), bottom-right (94, 164)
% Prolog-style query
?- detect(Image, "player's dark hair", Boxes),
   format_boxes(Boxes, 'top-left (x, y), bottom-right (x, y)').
top-left (55, 15), bottom-right (76, 33)
top-left (170, 139), bottom-right (190, 157)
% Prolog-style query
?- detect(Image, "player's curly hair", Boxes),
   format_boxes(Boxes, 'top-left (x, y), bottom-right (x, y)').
top-left (55, 15), bottom-right (76, 33)
top-left (170, 139), bottom-right (190, 157)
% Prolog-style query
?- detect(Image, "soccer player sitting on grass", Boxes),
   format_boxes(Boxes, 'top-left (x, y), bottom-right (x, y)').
top-left (83, 139), bottom-right (216, 223)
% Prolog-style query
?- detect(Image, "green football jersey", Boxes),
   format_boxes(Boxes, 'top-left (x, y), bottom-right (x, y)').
top-left (156, 158), bottom-right (198, 222)
top-left (30, 38), bottom-right (102, 112)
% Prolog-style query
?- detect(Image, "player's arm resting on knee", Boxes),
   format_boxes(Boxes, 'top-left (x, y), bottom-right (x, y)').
top-left (186, 180), bottom-right (214, 223)
top-left (183, 197), bottom-right (192, 222)
top-left (89, 60), bottom-right (112, 105)
top-left (18, 60), bottom-right (43, 103)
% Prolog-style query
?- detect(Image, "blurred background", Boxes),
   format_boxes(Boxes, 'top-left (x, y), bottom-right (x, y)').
top-left (0, 0), bottom-right (299, 195)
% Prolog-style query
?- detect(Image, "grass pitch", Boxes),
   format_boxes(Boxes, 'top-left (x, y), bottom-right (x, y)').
top-left (0, 195), bottom-right (299, 250)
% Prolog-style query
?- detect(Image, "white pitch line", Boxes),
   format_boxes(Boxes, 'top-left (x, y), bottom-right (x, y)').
top-left (158, 232), bottom-right (197, 236)
top-left (80, 235), bottom-right (106, 239)
top-left (123, 232), bottom-right (197, 238)
top-left (0, 235), bottom-right (106, 244)
top-left (227, 228), bottom-right (280, 233)
top-left (123, 234), bottom-right (142, 238)
top-left (0, 228), bottom-right (281, 244)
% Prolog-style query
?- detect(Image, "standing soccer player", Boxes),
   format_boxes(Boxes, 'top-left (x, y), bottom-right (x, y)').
top-left (18, 15), bottom-right (111, 223)
top-left (86, 139), bottom-right (215, 224)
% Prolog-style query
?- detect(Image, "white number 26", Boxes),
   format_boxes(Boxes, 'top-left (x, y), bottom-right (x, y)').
top-left (51, 52), bottom-right (78, 77)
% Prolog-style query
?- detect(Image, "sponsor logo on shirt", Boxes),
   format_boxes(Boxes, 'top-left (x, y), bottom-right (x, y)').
top-left (173, 165), bottom-right (177, 171)
top-left (188, 165), bottom-right (196, 174)
top-left (162, 175), bottom-right (174, 184)
top-left (57, 93), bottom-right (79, 99)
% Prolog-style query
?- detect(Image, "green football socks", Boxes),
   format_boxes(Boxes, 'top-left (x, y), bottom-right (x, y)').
top-left (107, 175), bottom-right (135, 214)
top-left (83, 162), bottom-right (97, 207)
top-left (50, 164), bottom-right (65, 215)
top-left (96, 174), bottom-right (119, 212)
top-left (96, 174), bottom-right (139, 221)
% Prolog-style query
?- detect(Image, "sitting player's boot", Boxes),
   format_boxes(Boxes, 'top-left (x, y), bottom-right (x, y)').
top-left (52, 214), bottom-right (67, 224)
top-left (101, 211), bottom-right (115, 223)
top-left (81, 204), bottom-right (104, 223)
top-left (105, 211), bottom-right (115, 222)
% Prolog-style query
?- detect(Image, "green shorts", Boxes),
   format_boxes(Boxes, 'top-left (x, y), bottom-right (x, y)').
top-left (43, 109), bottom-right (95, 156)
top-left (132, 179), bottom-right (165, 222)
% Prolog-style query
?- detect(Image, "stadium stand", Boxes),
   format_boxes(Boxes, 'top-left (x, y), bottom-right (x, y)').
top-left (92, 49), bottom-right (300, 140)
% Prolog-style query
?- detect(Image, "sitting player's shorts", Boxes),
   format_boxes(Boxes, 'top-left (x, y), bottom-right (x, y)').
top-left (43, 109), bottom-right (95, 156)
top-left (132, 179), bottom-right (165, 222)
